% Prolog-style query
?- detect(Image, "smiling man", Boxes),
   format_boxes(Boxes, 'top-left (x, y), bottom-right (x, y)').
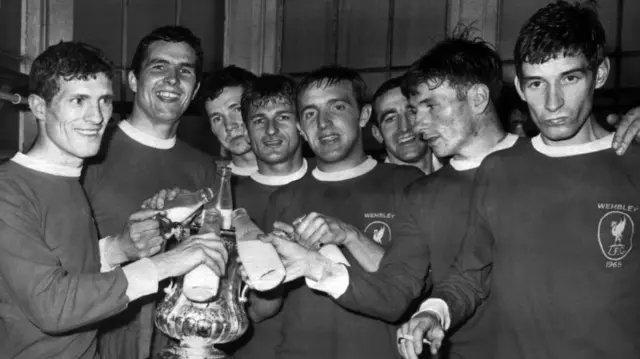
top-left (371, 76), bottom-right (441, 175)
top-left (82, 26), bottom-right (217, 359)
top-left (403, 2), bottom-right (640, 358)
top-left (0, 41), bottom-right (227, 359)
top-left (201, 65), bottom-right (258, 176)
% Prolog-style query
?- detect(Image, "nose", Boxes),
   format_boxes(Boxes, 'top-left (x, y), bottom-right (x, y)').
top-left (411, 111), bottom-right (430, 134)
top-left (266, 118), bottom-right (278, 136)
top-left (164, 68), bottom-right (180, 85)
top-left (224, 115), bottom-right (239, 132)
top-left (545, 83), bottom-right (564, 113)
top-left (85, 101), bottom-right (106, 125)
top-left (398, 113), bottom-right (411, 132)
top-left (317, 111), bottom-right (331, 130)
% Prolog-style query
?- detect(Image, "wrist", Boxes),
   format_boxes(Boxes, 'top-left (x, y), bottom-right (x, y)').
top-left (305, 250), bottom-right (331, 281)
top-left (149, 253), bottom-right (171, 281)
top-left (342, 226), bottom-right (361, 247)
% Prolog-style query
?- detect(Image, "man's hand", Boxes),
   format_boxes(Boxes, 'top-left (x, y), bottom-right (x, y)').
top-left (141, 187), bottom-right (188, 210)
top-left (397, 312), bottom-right (445, 359)
top-left (260, 230), bottom-right (324, 282)
top-left (608, 106), bottom-right (640, 155)
top-left (116, 209), bottom-right (166, 261)
top-left (293, 212), bottom-right (357, 250)
top-left (152, 232), bottom-right (228, 281)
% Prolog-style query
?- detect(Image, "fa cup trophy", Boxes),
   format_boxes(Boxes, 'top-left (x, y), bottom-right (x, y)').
top-left (154, 167), bottom-right (249, 359)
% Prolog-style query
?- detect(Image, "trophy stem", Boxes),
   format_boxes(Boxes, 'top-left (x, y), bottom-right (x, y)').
top-left (157, 339), bottom-right (228, 359)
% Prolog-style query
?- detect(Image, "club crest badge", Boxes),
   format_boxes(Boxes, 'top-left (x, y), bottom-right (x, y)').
top-left (598, 211), bottom-right (634, 262)
top-left (364, 221), bottom-right (392, 246)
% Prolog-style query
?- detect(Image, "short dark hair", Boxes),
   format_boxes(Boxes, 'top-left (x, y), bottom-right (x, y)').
top-left (240, 74), bottom-right (297, 124)
top-left (29, 41), bottom-right (114, 104)
top-left (296, 66), bottom-right (368, 109)
top-left (130, 26), bottom-right (204, 81)
top-left (514, 1), bottom-right (605, 78)
top-left (402, 32), bottom-right (503, 105)
top-left (200, 65), bottom-right (257, 105)
top-left (371, 76), bottom-right (405, 125)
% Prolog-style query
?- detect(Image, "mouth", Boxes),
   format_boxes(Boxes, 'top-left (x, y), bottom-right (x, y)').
top-left (263, 138), bottom-right (284, 147)
top-left (318, 133), bottom-right (340, 144)
top-left (156, 90), bottom-right (181, 101)
top-left (75, 128), bottom-right (101, 138)
top-left (543, 117), bottom-right (569, 126)
top-left (397, 133), bottom-right (418, 145)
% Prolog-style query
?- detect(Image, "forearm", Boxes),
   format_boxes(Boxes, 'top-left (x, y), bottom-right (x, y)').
top-left (343, 230), bottom-right (384, 272)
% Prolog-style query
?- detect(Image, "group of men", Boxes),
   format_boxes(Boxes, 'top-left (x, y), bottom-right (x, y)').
top-left (2, 1), bottom-right (640, 359)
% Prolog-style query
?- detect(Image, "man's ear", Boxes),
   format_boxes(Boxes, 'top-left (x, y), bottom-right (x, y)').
top-left (371, 125), bottom-right (384, 144)
top-left (296, 122), bottom-right (309, 142)
top-left (28, 94), bottom-right (47, 121)
top-left (128, 71), bottom-right (138, 93)
top-left (359, 104), bottom-right (372, 128)
top-left (594, 57), bottom-right (610, 90)
top-left (467, 84), bottom-right (491, 115)
top-left (191, 82), bottom-right (201, 100)
top-left (514, 76), bottom-right (526, 102)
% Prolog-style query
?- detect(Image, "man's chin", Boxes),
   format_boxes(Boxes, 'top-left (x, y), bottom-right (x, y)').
top-left (395, 149), bottom-right (429, 163)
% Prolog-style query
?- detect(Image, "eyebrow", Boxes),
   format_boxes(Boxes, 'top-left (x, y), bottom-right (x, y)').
top-left (521, 66), bottom-right (589, 82)
top-left (146, 58), bottom-right (195, 69)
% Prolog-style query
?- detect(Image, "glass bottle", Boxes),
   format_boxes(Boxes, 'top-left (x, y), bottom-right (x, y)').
top-left (208, 166), bottom-right (234, 230)
top-left (162, 187), bottom-right (215, 223)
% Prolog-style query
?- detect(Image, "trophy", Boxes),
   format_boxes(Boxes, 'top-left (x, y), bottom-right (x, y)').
top-left (154, 167), bottom-right (249, 359)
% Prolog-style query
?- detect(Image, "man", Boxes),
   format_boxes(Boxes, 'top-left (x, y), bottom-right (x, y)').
top-left (232, 74), bottom-right (309, 359)
top-left (83, 26), bottom-right (217, 359)
top-left (258, 66), bottom-right (423, 359)
top-left (0, 41), bottom-right (227, 359)
top-left (201, 65), bottom-right (258, 176)
top-left (141, 74), bottom-right (310, 359)
top-left (401, 2), bottom-right (640, 358)
top-left (371, 76), bottom-right (441, 174)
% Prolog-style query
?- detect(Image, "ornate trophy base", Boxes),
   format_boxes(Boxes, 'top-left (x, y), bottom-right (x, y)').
top-left (156, 340), bottom-right (228, 359)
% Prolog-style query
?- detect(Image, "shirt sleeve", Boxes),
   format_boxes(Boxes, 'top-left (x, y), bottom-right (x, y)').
top-left (330, 186), bottom-right (432, 323)
top-left (0, 188), bottom-right (131, 335)
top-left (429, 159), bottom-right (496, 329)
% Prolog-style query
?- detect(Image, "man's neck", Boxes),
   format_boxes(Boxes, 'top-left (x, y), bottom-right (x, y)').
top-left (27, 138), bottom-right (83, 168)
top-left (541, 115), bottom-right (609, 146)
top-left (317, 149), bottom-right (368, 173)
top-left (454, 116), bottom-right (507, 162)
top-left (231, 151), bottom-right (257, 168)
top-left (386, 152), bottom-right (432, 175)
top-left (128, 107), bottom-right (179, 140)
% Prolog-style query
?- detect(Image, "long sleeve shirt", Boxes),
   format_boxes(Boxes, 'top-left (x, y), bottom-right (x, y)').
top-left (0, 153), bottom-right (159, 359)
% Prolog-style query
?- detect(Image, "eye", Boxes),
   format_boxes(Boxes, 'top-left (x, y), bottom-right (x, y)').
top-left (277, 114), bottom-right (292, 121)
top-left (527, 80), bottom-right (543, 90)
top-left (382, 114), bottom-right (397, 124)
top-left (71, 97), bottom-right (85, 105)
top-left (251, 117), bottom-right (264, 125)
top-left (302, 110), bottom-right (317, 121)
top-left (152, 64), bottom-right (165, 71)
top-left (232, 107), bottom-right (241, 113)
top-left (333, 103), bottom-right (347, 111)
top-left (181, 68), bottom-right (194, 75)
top-left (563, 75), bottom-right (580, 84)
top-left (101, 97), bottom-right (113, 106)
top-left (210, 116), bottom-right (222, 124)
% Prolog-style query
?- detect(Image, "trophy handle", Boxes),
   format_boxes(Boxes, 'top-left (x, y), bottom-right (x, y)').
top-left (239, 282), bottom-right (249, 303)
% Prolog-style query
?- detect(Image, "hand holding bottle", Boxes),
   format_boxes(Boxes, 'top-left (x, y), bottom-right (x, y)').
top-left (141, 187), bottom-right (189, 210)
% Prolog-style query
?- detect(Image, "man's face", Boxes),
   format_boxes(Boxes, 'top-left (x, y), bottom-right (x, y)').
top-left (205, 86), bottom-right (252, 156)
top-left (246, 98), bottom-right (300, 165)
top-left (129, 41), bottom-right (199, 123)
top-left (373, 87), bottom-right (428, 163)
top-left (298, 81), bottom-right (366, 164)
top-left (516, 54), bottom-right (608, 145)
top-left (41, 73), bottom-right (113, 159)
top-left (408, 81), bottom-right (476, 158)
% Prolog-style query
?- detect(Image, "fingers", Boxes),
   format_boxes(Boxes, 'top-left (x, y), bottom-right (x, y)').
top-left (129, 209), bottom-right (165, 222)
top-left (197, 240), bottom-right (228, 276)
top-left (612, 107), bottom-right (640, 155)
top-left (272, 221), bottom-right (296, 237)
top-left (427, 325), bottom-right (445, 355)
top-left (166, 187), bottom-right (182, 202)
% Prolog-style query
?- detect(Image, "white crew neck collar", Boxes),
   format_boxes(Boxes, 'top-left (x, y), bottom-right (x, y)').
top-left (312, 156), bottom-right (377, 182)
top-left (228, 162), bottom-right (258, 176)
top-left (450, 133), bottom-right (519, 171)
top-left (250, 159), bottom-right (308, 186)
top-left (531, 133), bottom-right (614, 157)
top-left (118, 120), bottom-right (176, 149)
top-left (11, 152), bottom-right (81, 177)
